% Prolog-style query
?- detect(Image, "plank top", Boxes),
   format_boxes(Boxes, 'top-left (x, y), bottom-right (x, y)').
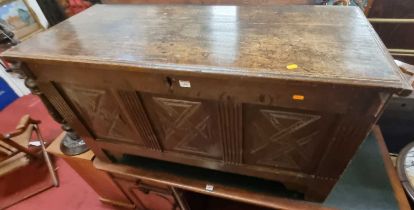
top-left (2, 5), bottom-right (409, 90)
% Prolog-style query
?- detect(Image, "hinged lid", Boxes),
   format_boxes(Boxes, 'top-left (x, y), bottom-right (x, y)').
top-left (2, 5), bottom-right (411, 92)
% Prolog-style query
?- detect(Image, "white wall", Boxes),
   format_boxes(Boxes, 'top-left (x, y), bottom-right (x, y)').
top-left (0, 67), bottom-right (30, 97)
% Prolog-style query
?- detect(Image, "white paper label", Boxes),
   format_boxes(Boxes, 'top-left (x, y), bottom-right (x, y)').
top-left (179, 80), bottom-right (191, 88)
top-left (205, 184), bottom-right (214, 192)
top-left (29, 141), bottom-right (46, 147)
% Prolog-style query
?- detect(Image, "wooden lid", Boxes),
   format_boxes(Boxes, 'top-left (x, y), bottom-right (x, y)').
top-left (2, 5), bottom-right (410, 91)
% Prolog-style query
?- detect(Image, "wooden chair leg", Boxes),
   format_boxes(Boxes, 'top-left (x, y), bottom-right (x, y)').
top-left (0, 139), bottom-right (37, 159)
top-left (33, 125), bottom-right (59, 187)
top-left (0, 143), bottom-right (14, 153)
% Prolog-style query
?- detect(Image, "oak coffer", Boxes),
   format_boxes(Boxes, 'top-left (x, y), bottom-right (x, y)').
top-left (2, 4), bottom-right (412, 201)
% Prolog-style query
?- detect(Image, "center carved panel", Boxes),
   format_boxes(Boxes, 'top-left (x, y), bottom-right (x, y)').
top-left (244, 105), bottom-right (334, 173)
top-left (141, 93), bottom-right (222, 159)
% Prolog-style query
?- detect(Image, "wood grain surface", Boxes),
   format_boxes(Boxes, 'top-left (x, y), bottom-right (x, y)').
top-left (2, 4), bottom-right (409, 90)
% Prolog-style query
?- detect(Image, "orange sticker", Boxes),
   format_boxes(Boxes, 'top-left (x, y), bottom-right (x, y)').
top-left (292, 95), bottom-right (304, 100)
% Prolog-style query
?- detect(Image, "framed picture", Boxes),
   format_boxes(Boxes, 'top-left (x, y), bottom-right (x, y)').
top-left (0, 0), bottom-right (43, 40)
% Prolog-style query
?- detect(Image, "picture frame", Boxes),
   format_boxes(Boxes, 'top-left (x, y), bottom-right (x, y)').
top-left (0, 0), bottom-right (44, 40)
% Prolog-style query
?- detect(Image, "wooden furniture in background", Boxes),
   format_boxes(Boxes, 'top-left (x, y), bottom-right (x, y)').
top-left (46, 132), bottom-right (134, 208)
top-left (378, 60), bottom-right (414, 153)
top-left (2, 5), bottom-right (412, 201)
top-left (0, 115), bottom-right (58, 209)
top-left (373, 126), bottom-right (411, 210)
top-left (0, 114), bottom-right (57, 186)
top-left (112, 174), bottom-right (187, 210)
top-left (94, 127), bottom-right (409, 210)
top-left (0, 115), bottom-right (37, 163)
top-left (368, 0), bottom-right (414, 64)
top-left (94, 154), bottom-right (333, 210)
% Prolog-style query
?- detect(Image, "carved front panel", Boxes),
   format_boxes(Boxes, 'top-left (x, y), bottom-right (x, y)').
top-left (243, 104), bottom-right (336, 173)
top-left (141, 93), bottom-right (222, 159)
top-left (58, 83), bottom-right (143, 144)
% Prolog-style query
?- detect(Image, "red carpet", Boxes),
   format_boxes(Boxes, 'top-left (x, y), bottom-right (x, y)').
top-left (8, 158), bottom-right (116, 210)
top-left (1, 95), bottom-right (117, 210)
top-left (0, 94), bottom-right (60, 138)
top-left (0, 157), bottom-right (54, 209)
